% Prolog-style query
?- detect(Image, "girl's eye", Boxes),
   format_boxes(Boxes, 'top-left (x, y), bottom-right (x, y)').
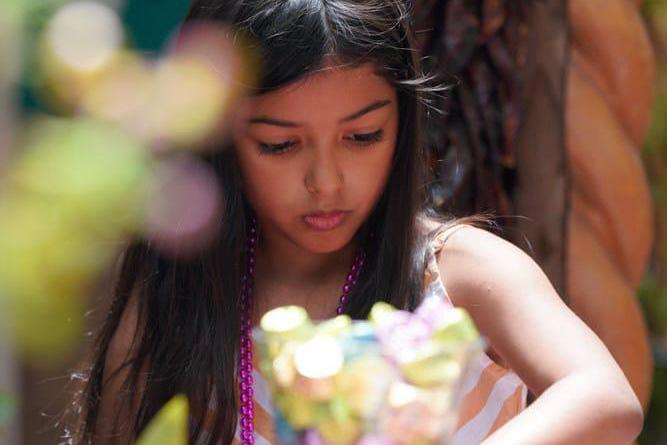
top-left (257, 140), bottom-right (297, 155)
top-left (347, 129), bottom-right (384, 146)
top-left (256, 129), bottom-right (384, 155)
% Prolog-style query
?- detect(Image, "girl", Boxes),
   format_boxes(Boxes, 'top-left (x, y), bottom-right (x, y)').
top-left (72, 0), bottom-right (644, 444)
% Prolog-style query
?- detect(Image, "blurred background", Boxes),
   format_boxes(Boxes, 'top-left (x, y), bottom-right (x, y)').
top-left (0, 0), bottom-right (666, 444)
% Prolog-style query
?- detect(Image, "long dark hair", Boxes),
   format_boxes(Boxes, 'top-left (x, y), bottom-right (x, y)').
top-left (70, 0), bottom-right (462, 443)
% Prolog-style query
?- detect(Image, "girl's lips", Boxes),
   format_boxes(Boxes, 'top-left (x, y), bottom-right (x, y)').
top-left (303, 211), bottom-right (350, 231)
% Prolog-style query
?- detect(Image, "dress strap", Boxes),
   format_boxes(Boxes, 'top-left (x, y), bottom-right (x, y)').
top-left (430, 222), bottom-right (471, 258)
top-left (420, 221), bottom-right (476, 306)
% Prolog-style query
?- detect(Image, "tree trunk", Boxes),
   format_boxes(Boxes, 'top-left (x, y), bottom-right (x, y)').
top-left (509, 0), bottom-right (568, 302)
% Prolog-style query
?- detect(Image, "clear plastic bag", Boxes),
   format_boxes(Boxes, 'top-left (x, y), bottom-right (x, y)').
top-left (252, 303), bottom-right (487, 445)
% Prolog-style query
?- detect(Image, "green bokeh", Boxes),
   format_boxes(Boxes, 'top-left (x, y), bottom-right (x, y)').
top-left (18, 0), bottom-right (193, 113)
top-left (0, 393), bottom-right (17, 438)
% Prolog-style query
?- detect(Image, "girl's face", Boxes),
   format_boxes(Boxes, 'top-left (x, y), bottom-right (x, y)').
top-left (231, 62), bottom-right (399, 254)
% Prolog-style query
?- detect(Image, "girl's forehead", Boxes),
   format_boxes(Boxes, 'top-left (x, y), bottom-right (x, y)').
top-left (239, 62), bottom-right (396, 122)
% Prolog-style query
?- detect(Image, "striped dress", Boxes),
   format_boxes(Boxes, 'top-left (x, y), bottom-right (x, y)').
top-left (199, 224), bottom-right (528, 445)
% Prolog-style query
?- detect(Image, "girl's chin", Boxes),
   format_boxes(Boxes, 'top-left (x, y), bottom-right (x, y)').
top-left (298, 232), bottom-right (356, 254)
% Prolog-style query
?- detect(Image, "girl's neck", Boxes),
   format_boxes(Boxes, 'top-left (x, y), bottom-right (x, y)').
top-left (251, 230), bottom-right (360, 321)
top-left (255, 231), bottom-right (358, 286)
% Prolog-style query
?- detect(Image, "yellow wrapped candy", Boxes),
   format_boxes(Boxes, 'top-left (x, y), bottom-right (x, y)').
top-left (431, 308), bottom-right (479, 345)
top-left (293, 335), bottom-right (343, 401)
top-left (316, 315), bottom-right (352, 337)
top-left (260, 305), bottom-right (314, 360)
top-left (400, 341), bottom-right (464, 388)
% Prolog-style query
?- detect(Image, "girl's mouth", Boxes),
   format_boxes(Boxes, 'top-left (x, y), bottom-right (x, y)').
top-left (303, 210), bottom-right (350, 231)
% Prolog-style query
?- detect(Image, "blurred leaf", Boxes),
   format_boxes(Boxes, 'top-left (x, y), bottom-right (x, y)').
top-left (0, 287), bottom-right (84, 362)
top-left (10, 116), bottom-right (149, 232)
top-left (638, 275), bottom-right (667, 336)
top-left (0, 116), bottom-right (150, 361)
top-left (136, 394), bottom-right (189, 445)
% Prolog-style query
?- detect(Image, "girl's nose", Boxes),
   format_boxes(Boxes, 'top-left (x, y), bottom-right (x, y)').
top-left (304, 149), bottom-right (344, 196)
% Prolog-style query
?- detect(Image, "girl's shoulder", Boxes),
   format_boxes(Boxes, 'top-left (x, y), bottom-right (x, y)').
top-left (427, 218), bottom-right (536, 306)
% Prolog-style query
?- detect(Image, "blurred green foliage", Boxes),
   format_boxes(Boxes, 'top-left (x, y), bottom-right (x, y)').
top-left (638, 2), bottom-right (667, 444)
top-left (0, 392), bottom-right (17, 441)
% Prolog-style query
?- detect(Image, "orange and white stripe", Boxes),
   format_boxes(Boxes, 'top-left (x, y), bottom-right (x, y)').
top-left (451, 354), bottom-right (527, 445)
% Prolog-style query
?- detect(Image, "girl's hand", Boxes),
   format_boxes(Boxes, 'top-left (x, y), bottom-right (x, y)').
top-left (437, 225), bottom-right (644, 445)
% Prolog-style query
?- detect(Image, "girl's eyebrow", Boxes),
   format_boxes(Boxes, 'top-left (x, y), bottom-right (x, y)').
top-left (247, 99), bottom-right (392, 127)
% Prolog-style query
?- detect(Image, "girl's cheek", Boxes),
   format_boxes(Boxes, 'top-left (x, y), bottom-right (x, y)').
top-left (247, 165), bottom-right (302, 210)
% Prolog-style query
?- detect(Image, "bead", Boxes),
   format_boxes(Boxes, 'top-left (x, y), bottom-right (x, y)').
top-left (343, 284), bottom-right (351, 293)
top-left (340, 295), bottom-right (347, 304)
top-left (336, 307), bottom-right (343, 315)
top-left (347, 273), bottom-right (354, 282)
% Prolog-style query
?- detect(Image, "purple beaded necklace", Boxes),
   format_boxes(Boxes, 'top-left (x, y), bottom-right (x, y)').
top-left (238, 217), bottom-right (366, 445)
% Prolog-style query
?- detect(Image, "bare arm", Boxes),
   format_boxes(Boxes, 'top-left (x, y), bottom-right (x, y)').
top-left (438, 225), bottom-right (644, 445)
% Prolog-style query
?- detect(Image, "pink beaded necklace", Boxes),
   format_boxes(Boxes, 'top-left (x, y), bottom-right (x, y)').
top-left (238, 217), bottom-right (366, 445)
